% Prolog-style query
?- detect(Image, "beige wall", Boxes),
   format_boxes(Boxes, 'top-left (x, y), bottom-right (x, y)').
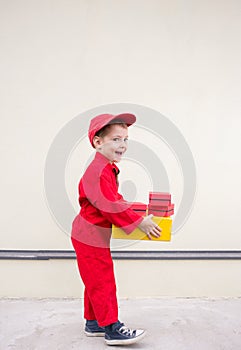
top-left (1, 259), bottom-right (241, 298)
top-left (0, 0), bottom-right (241, 297)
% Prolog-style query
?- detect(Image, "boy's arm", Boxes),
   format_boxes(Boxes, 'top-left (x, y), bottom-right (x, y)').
top-left (83, 173), bottom-right (143, 234)
top-left (99, 174), bottom-right (144, 234)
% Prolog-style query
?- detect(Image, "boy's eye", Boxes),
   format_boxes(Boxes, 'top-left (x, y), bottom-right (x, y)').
top-left (112, 138), bottom-right (129, 143)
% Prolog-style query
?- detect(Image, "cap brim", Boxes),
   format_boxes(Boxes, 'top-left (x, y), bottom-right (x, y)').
top-left (109, 113), bottom-right (136, 126)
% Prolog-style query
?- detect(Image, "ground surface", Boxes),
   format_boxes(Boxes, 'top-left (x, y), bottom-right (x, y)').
top-left (1, 298), bottom-right (241, 349)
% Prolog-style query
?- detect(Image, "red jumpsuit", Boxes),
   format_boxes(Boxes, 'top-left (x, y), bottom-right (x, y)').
top-left (71, 152), bottom-right (143, 327)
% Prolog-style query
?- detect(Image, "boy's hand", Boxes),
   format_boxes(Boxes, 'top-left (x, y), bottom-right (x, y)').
top-left (138, 214), bottom-right (162, 240)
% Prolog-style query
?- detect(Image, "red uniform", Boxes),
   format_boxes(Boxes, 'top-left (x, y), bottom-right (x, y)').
top-left (71, 151), bottom-right (142, 326)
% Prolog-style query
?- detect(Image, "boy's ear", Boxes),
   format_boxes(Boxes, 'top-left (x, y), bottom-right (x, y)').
top-left (93, 136), bottom-right (102, 149)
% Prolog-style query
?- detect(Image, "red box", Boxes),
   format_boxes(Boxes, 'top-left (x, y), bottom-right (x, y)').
top-left (148, 203), bottom-right (168, 210)
top-left (132, 210), bottom-right (146, 216)
top-left (130, 202), bottom-right (147, 211)
top-left (130, 202), bottom-right (147, 215)
top-left (149, 199), bottom-right (171, 206)
top-left (148, 203), bottom-right (174, 217)
top-left (149, 192), bottom-right (171, 201)
top-left (148, 203), bottom-right (174, 211)
top-left (149, 192), bottom-right (171, 206)
top-left (148, 209), bottom-right (174, 217)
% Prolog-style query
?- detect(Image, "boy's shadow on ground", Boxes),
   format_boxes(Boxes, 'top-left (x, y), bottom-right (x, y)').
top-left (104, 342), bottom-right (150, 350)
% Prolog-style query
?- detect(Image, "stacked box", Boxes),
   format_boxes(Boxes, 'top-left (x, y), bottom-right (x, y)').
top-left (148, 192), bottom-right (174, 217)
top-left (149, 192), bottom-right (171, 203)
top-left (112, 216), bottom-right (172, 241)
top-left (148, 203), bottom-right (174, 217)
top-left (111, 192), bottom-right (174, 241)
top-left (129, 202), bottom-right (147, 216)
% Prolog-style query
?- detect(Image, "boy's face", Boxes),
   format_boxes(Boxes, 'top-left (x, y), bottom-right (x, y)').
top-left (96, 124), bottom-right (129, 162)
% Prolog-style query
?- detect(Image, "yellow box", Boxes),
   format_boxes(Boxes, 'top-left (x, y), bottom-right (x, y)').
top-left (112, 217), bottom-right (172, 241)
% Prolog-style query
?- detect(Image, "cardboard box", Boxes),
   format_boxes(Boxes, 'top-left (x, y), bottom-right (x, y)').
top-left (149, 192), bottom-right (171, 202)
top-left (130, 202), bottom-right (147, 211)
top-left (112, 216), bottom-right (172, 241)
top-left (148, 209), bottom-right (174, 217)
top-left (129, 202), bottom-right (147, 216)
top-left (148, 203), bottom-right (174, 210)
top-left (132, 211), bottom-right (147, 216)
top-left (149, 199), bottom-right (171, 206)
top-left (148, 203), bottom-right (174, 216)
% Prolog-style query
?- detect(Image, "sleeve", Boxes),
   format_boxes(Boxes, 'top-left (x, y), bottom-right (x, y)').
top-left (99, 174), bottom-right (143, 234)
top-left (82, 170), bottom-right (143, 234)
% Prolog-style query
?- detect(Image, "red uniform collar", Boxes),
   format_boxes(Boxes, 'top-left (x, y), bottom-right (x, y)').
top-left (94, 152), bottom-right (120, 174)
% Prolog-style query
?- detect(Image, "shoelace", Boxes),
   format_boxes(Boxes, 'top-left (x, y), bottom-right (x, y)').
top-left (119, 326), bottom-right (136, 337)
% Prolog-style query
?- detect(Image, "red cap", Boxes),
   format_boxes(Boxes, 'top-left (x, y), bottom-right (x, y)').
top-left (88, 113), bottom-right (136, 147)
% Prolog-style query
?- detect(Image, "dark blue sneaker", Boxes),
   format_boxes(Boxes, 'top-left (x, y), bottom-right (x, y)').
top-left (105, 321), bottom-right (146, 345)
top-left (84, 320), bottom-right (105, 337)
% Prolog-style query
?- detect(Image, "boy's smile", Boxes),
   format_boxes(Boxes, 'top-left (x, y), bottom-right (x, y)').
top-left (95, 124), bottom-right (128, 163)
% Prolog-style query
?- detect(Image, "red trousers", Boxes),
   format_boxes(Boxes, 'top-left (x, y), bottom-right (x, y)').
top-left (71, 237), bottom-right (118, 327)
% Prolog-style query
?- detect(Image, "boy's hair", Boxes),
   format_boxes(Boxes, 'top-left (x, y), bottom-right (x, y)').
top-left (95, 121), bottom-right (128, 139)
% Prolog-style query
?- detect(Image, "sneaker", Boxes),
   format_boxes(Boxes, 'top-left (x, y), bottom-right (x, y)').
top-left (85, 320), bottom-right (105, 337)
top-left (105, 321), bottom-right (146, 346)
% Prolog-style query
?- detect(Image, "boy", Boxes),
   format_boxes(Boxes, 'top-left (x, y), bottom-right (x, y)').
top-left (71, 113), bottom-right (161, 346)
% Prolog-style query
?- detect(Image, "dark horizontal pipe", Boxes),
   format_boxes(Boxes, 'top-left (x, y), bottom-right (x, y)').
top-left (0, 250), bottom-right (241, 260)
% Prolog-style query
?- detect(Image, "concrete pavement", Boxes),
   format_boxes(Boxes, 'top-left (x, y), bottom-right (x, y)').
top-left (1, 298), bottom-right (241, 349)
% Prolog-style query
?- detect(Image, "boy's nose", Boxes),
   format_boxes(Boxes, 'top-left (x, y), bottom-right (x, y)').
top-left (119, 140), bottom-right (127, 147)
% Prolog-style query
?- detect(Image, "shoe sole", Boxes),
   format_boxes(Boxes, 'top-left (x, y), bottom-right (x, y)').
top-left (105, 330), bottom-right (146, 345)
top-left (85, 331), bottom-right (105, 337)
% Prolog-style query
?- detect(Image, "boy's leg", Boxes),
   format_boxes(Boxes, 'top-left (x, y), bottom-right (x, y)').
top-left (84, 288), bottom-right (96, 320)
top-left (72, 238), bottom-right (118, 327)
